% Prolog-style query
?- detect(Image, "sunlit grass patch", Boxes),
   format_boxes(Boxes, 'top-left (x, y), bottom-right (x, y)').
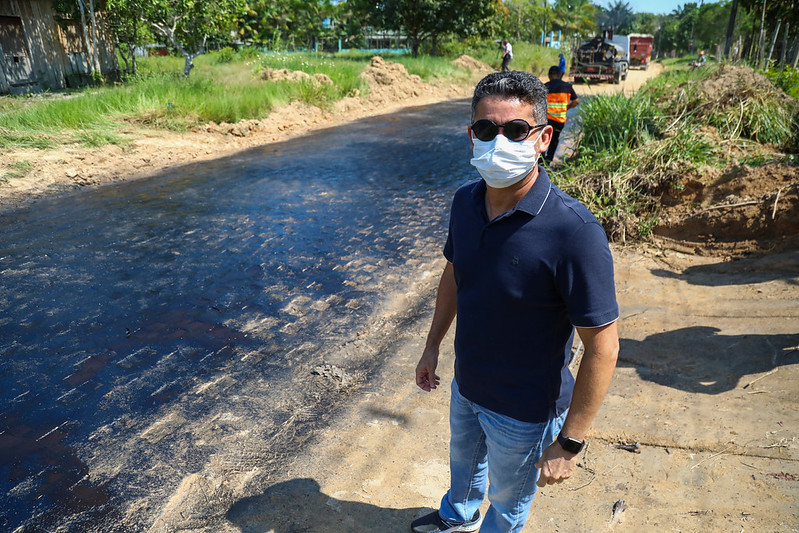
top-left (1, 160), bottom-right (34, 183)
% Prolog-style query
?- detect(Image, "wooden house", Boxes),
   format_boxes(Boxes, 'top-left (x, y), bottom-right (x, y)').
top-left (0, 0), bottom-right (117, 94)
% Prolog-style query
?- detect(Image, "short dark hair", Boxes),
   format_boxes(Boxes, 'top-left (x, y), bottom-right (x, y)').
top-left (471, 71), bottom-right (548, 124)
top-left (548, 66), bottom-right (562, 78)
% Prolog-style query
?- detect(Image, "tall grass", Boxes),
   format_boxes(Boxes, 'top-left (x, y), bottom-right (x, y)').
top-left (577, 92), bottom-right (661, 153)
top-left (0, 71), bottom-right (293, 147)
top-left (556, 61), bottom-right (798, 241)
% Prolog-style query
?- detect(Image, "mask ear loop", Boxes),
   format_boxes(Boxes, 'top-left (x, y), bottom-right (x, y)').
top-left (528, 125), bottom-right (547, 151)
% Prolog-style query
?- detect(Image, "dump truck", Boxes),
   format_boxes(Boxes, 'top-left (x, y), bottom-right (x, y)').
top-left (609, 33), bottom-right (655, 70)
top-left (570, 35), bottom-right (628, 84)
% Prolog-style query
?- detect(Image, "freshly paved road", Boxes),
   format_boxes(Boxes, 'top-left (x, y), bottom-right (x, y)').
top-left (0, 99), bottom-right (475, 531)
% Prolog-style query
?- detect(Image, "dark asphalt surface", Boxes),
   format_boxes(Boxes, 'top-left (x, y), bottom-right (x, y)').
top-left (0, 98), bottom-right (476, 531)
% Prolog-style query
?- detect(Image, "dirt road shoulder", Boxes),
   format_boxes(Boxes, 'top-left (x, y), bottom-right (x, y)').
top-left (219, 245), bottom-right (799, 533)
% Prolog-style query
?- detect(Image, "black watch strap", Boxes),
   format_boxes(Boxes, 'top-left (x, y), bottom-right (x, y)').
top-left (557, 433), bottom-right (585, 454)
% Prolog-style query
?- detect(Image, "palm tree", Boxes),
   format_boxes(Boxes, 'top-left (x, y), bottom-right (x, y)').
top-left (552, 0), bottom-right (598, 49)
top-left (599, 0), bottom-right (634, 34)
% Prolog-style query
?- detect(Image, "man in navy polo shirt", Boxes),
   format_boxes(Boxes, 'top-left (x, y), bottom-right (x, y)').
top-left (411, 71), bottom-right (619, 533)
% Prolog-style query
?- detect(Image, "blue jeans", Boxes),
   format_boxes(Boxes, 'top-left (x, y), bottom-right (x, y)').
top-left (439, 379), bottom-right (566, 532)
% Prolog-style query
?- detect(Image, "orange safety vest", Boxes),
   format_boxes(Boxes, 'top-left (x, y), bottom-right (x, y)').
top-left (547, 92), bottom-right (571, 124)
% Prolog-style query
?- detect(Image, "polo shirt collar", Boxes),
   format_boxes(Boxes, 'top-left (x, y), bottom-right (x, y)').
top-left (516, 165), bottom-right (553, 216)
top-left (471, 165), bottom-right (553, 218)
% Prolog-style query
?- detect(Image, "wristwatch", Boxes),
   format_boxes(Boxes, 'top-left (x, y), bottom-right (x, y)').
top-left (557, 433), bottom-right (585, 454)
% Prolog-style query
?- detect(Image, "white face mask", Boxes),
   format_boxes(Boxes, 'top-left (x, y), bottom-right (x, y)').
top-left (470, 128), bottom-right (544, 189)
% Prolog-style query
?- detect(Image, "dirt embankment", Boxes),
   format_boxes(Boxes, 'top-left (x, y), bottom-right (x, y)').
top-left (652, 65), bottom-right (799, 256)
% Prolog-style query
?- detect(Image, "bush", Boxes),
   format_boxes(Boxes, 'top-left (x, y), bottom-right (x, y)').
top-left (764, 64), bottom-right (799, 99)
top-left (212, 47), bottom-right (237, 64)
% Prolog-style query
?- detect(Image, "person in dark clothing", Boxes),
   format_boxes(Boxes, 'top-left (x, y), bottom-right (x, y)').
top-left (411, 70), bottom-right (618, 533)
top-left (544, 66), bottom-right (579, 164)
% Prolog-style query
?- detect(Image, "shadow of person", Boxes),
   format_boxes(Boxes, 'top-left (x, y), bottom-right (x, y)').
top-left (618, 326), bottom-right (799, 394)
top-left (226, 478), bottom-right (427, 533)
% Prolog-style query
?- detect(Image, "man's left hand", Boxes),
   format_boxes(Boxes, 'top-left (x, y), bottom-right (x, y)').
top-left (534, 441), bottom-right (579, 487)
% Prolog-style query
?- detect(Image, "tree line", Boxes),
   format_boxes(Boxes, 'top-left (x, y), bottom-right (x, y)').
top-left (57, 0), bottom-right (799, 78)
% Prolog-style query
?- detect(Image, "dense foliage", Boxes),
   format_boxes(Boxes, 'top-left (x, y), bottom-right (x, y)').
top-left (84, 0), bottom-right (799, 77)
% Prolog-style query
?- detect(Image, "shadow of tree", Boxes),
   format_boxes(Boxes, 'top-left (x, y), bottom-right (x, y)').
top-left (619, 327), bottom-right (799, 394)
top-left (650, 249), bottom-right (799, 287)
top-left (226, 478), bottom-right (427, 533)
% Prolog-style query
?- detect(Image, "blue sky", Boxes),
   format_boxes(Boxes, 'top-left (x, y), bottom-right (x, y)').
top-left (596, 0), bottom-right (687, 15)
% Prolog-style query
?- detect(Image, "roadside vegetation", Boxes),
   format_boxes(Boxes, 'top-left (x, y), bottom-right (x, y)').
top-left (554, 60), bottom-right (799, 241)
top-left (0, 50), bottom-right (449, 150)
top-left (0, 42), bottom-right (559, 154)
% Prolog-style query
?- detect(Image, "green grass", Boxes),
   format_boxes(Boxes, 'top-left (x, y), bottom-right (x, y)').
top-left (0, 51), bottom-right (348, 149)
top-left (576, 92), bottom-right (662, 152)
top-left (765, 64), bottom-right (799, 99)
top-left (1, 160), bottom-right (33, 183)
top-left (1, 46), bottom-right (494, 150)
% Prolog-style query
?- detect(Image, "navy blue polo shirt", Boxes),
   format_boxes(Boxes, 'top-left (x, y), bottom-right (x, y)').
top-left (443, 167), bottom-right (618, 423)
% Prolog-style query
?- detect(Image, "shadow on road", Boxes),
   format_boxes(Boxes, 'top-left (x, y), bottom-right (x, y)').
top-left (618, 326), bottom-right (799, 394)
top-left (226, 478), bottom-right (425, 533)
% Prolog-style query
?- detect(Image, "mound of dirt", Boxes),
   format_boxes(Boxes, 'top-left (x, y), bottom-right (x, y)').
top-left (359, 56), bottom-right (434, 104)
top-left (655, 162), bottom-right (799, 255)
top-left (260, 68), bottom-right (333, 85)
top-left (636, 63), bottom-right (799, 257)
top-left (695, 64), bottom-right (784, 107)
top-left (206, 55), bottom-right (489, 141)
top-left (452, 54), bottom-right (493, 74)
top-left (332, 55), bottom-right (472, 116)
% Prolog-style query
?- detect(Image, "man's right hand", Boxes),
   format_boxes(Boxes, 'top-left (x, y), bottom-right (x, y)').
top-left (415, 262), bottom-right (456, 392)
top-left (415, 347), bottom-right (441, 392)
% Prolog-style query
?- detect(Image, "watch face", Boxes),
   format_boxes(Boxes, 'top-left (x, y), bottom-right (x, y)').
top-left (558, 434), bottom-right (584, 454)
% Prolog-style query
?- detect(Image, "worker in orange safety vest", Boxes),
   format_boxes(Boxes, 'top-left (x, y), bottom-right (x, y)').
top-left (544, 65), bottom-right (580, 164)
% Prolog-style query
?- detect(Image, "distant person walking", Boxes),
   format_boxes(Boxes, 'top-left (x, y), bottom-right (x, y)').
top-left (558, 52), bottom-right (566, 74)
top-left (501, 40), bottom-right (513, 71)
top-left (544, 65), bottom-right (579, 163)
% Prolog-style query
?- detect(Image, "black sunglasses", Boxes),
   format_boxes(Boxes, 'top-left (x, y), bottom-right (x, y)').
top-left (470, 119), bottom-right (546, 142)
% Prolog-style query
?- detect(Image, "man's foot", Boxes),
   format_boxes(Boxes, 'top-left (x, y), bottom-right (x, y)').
top-left (410, 510), bottom-right (482, 533)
